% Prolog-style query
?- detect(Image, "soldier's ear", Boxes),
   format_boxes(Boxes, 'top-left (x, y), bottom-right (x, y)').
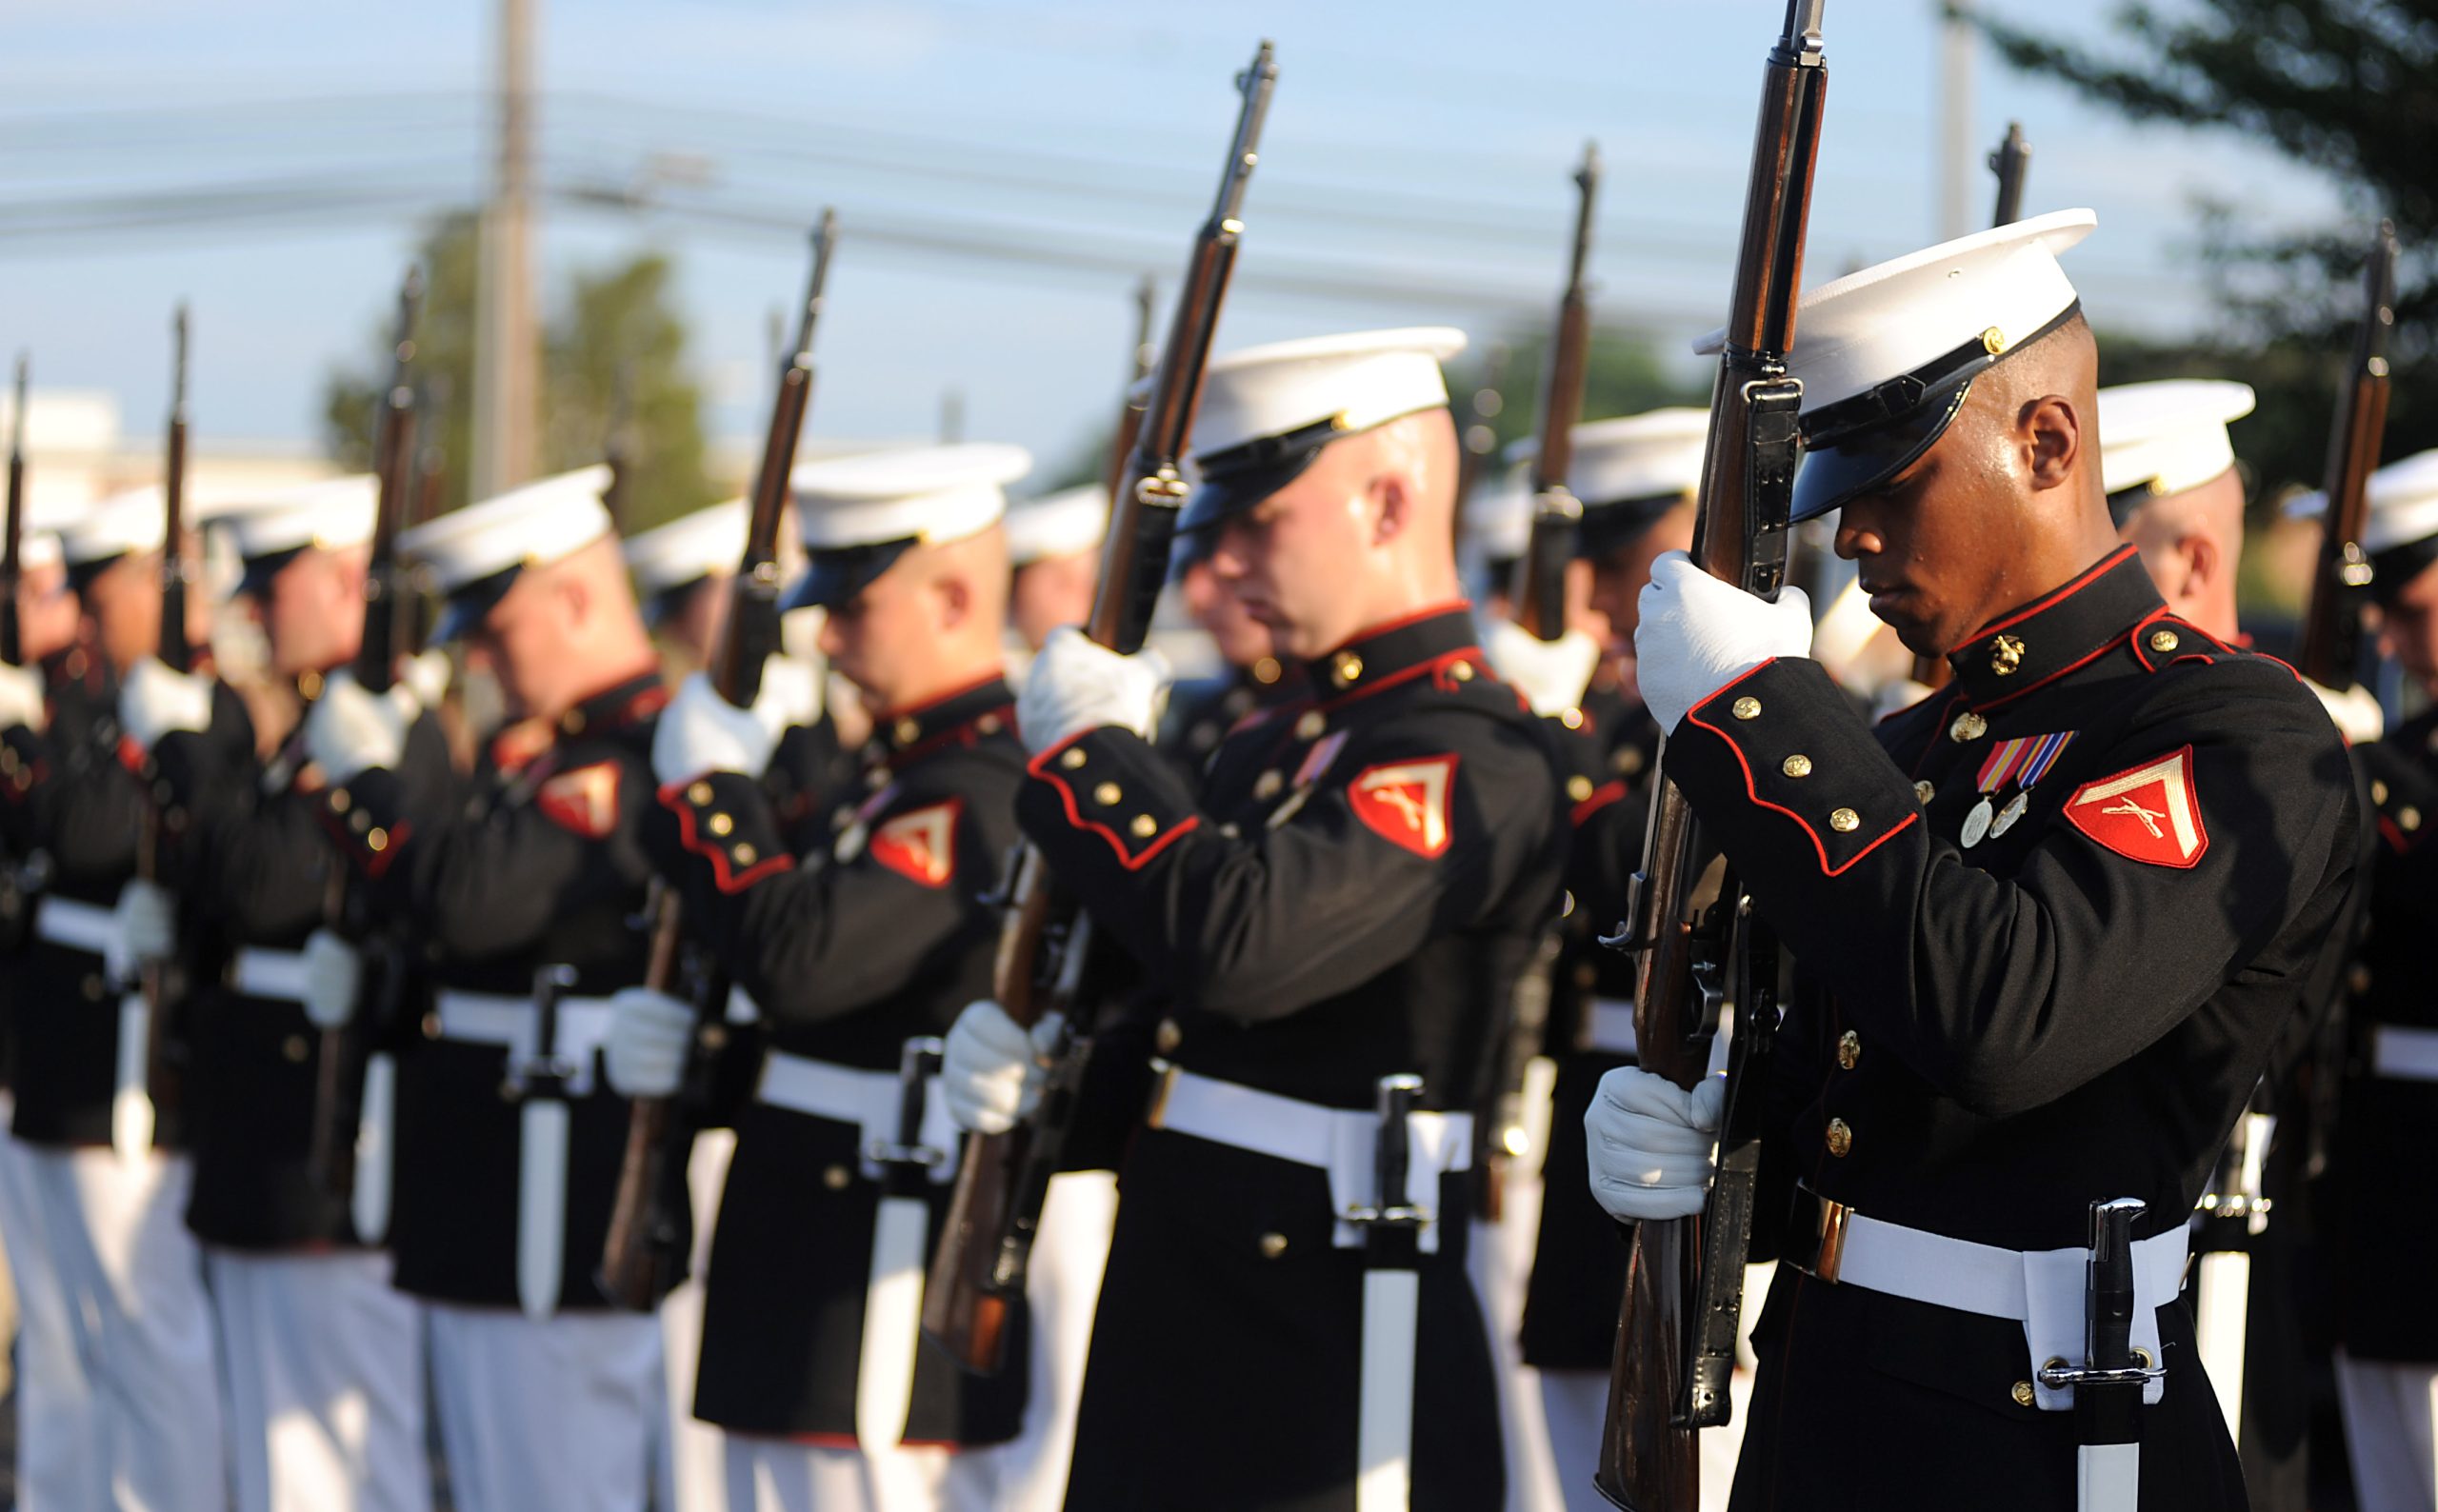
top-left (2023, 394), bottom-right (2081, 491)
top-left (936, 572), bottom-right (972, 631)
top-left (1369, 470), bottom-right (1409, 545)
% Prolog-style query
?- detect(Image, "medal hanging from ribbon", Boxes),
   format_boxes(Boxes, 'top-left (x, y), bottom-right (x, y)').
top-left (1962, 729), bottom-right (2077, 848)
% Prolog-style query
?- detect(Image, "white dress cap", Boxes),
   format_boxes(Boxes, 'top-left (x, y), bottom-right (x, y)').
top-left (58, 486), bottom-right (168, 569)
top-left (2097, 380), bottom-right (2256, 515)
top-left (2288, 450), bottom-right (2438, 574)
top-left (399, 464), bottom-right (614, 640)
top-left (1698, 209), bottom-right (2098, 522)
top-left (624, 498), bottom-right (748, 599)
top-left (1503, 407), bottom-right (1710, 559)
top-left (1182, 327), bottom-right (1468, 531)
top-left (1005, 485), bottom-right (1109, 567)
top-left (785, 443), bottom-right (1030, 610)
top-left (224, 474), bottom-right (382, 564)
top-left (1462, 461), bottom-right (1532, 564)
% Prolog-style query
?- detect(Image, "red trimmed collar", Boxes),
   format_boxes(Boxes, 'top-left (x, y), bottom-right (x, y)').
top-left (1298, 602), bottom-right (1479, 701)
top-left (1942, 546), bottom-right (2164, 711)
top-left (869, 674), bottom-right (1016, 773)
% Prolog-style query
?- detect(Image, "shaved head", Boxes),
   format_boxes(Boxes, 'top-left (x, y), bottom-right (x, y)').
top-left (474, 533), bottom-right (659, 722)
top-left (2119, 466), bottom-right (2246, 641)
top-left (817, 524), bottom-right (1010, 712)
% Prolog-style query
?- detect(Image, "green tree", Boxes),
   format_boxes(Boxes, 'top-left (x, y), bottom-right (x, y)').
top-left (322, 217), bottom-right (717, 528)
top-left (1968, 0), bottom-right (2435, 495)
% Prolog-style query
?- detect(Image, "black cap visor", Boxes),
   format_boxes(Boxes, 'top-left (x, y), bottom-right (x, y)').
top-left (1575, 492), bottom-right (1691, 560)
top-left (641, 574), bottom-right (712, 631)
top-left (1790, 377), bottom-right (1973, 524)
top-left (783, 539), bottom-right (917, 613)
top-left (66, 551), bottom-right (130, 599)
top-left (430, 563), bottom-right (524, 644)
top-left (1179, 428), bottom-right (1337, 535)
top-left (2371, 535), bottom-right (2438, 610)
top-left (235, 546), bottom-right (310, 602)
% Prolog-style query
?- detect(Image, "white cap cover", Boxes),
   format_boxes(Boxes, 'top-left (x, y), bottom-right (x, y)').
top-left (624, 499), bottom-right (748, 598)
top-left (785, 443), bottom-right (1030, 610)
top-left (399, 465), bottom-right (615, 639)
top-left (2098, 380), bottom-right (2255, 511)
top-left (59, 486), bottom-right (169, 569)
top-left (1005, 485), bottom-right (1109, 567)
top-left (2288, 452), bottom-right (2438, 590)
top-left (224, 474), bottom-right (382, 563)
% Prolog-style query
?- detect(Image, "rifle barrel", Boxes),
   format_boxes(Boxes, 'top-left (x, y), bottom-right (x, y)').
top-left (4, 355), bottom-right (28, 667)
top-left (2296, 221), bottom-right (2399, 690)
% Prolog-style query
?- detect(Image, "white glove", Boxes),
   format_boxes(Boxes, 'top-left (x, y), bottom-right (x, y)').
top-left (651, 671), bottom-right (790, 786)
top-left (399, 647), bottom-right (453, 711)
top-left (1870, 677), bottom-right (1936, 723)
top-left (2306, 677), bottom-right (2384, 746)
top-left (0, 660), bottom-right (46, 733)
top-left (1633, 551), bottom-right (1813, 732)
top-left (114, 879), bottom-right (177, 966)
top-left (604, 986), bottom-right (695, 1099)
top-left (118, 657), bottom-right (215, 753)
top-left (301, 929), bottom-right (362, 1030)
top-left (304, 670), bottom-right (417, 786)
top-left (1482, 619), bottom-right (1603, 718)
top-left (1585, 1066), bottom-right (1726, 1222)
top-left (759, 653), bottom-right (825, 730)
top-left (1017, 627), bottom-right (1169, 755)
top-left (941, 1001), bottom-right (1065, 1135)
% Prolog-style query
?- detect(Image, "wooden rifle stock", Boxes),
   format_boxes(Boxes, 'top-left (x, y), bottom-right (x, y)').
top-left (2295, 223), bottom-right (2398, 692)
top-left (598, 211), bottom-right (839, 1311)
top-left (308, 268), bottom-right (424, 1202)
top-left (3, 356), bottom-right (26, 668)
top-left (1910, 120), bottom-right (2032, 691)
top-left (924, 40), bottom-right (1277, 1374)
top-left (1596, 8), bottom-right (1827, 1506)
top-left (1511, 142), bottom-right (1601, 641)
top-left (1102, 275), bottom-right (1159, 504)
top-left (136, 306), bottom-right (196, 1141)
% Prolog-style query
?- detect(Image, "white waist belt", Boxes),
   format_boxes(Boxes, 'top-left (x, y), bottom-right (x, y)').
top-left (34, 895), bottom-right (123, 966)
top-left (229, 947), bottom-right (309, 1005)
top-left (755, 1050), bottom-right (958, 1184)
top-left (1147, 1064), bottom-right (1472, 1253)
top-left (1586, 997), bottom-right (1638, 1056)
top-left (432, 989), bottom-right (614, 1097)
top-left (1802, 1189), bottom-right (2187, 1413)
top-left (2372, 1024), bottom-right (2438, 1084)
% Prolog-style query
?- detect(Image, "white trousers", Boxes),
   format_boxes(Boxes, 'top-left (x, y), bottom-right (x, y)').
top-left (425, 1303), bottom-right (667, 1512)
top-left (2336, 1349), bottom-right (2438, 1512)
top-left (32, 1144), bottom-right (225, 1512)
top-left (971, 1169), bottom-right (1118, 1512)
top-left (720, 1437), bottom-right (997, 1512)
top-left (0, 1118), bottom-right (104, 1511)
top-left (208, 1248), bottom-right (429, 1512)
top-left (661, 1127), bottom-right (737, 1512)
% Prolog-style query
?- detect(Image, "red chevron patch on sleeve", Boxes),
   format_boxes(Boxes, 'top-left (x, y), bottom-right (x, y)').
top-left (1348, 755), bottom-right (1458, 859)
top-left (2064, 746), bottom-right (2208, 868)
top-left (537, 761), bottom-right (622, 839)
top-left (869, 798), bottom-right (960, 888)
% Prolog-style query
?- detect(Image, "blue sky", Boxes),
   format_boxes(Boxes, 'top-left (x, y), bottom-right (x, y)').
top-left (0, 0), bottom-right (2348, 482)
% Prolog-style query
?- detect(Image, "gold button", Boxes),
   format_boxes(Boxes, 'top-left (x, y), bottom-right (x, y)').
top-left (2350, 964), bottom-right (2372, 996)
top-left (1781, 754), bottom-right (1812, 779)
top-left (2011, 1381), bottom-right (2036, 1408)
top-left (1129, 814), bottom-right (1158, 839)
top-left (823, 1164), bottom-right (852, 1190)
top-left (1828, 807), bottom-right (1860, 833)
top-left (329, 788), bottom-right (350, 813)
top-left (1252, 770), bottom-right (1283, 801)
top-left (733, 844), bottom-right (758, 865)
top-left (1154, 1017), bottom-right (1182, 1055)
top-left (422, 1011), bottom-right (443, 1040)
top-left (688, 781), bottom-right (714, 805)
top-left (1566, 774), bottom-right (1594, 802)
top-left (1093, 782), bottom-right (1122, 806)
top-left (284, 1034), bottom-right (310, 1064)
top-left (1730, 696), bottom-right (1762, 721)
top-left (1837, 1030), bottom-right (1860, 1070)
top-left (1914, 780), bottom-right (1935, 805)
top-left (1949, 711), bottom-right (1988, 743)
top-left (1614, 746), bottom-right (1645, 778)
top-left (1450, 661), bottom-right (1475, 682)
top-left (1332, 653), bottom-right (1364, 686)
top-left (1059, 746), bottom-right (1088, 770)
top-left (1989, 634), bottom-right (2026, 676)
top-left (1558, 707), bottom-right (1585, 730)
top-left (1252, 656), bottom-right (1282, 685)
top-left (2371, 779), bottom-right (2389, 806)
top-left (1258, 1231), bottom-right (1289, 1260)
top-left (708, 813), bottom-right (733, 837)
top-left (2148, 629), bottom-right (2180, 654)
top-left (366, 828), bottom-right (389, 852)
top-left (350, 809), bottom-right (370, 833)
top-left (82, 974), bottom-right (106, 1002)
top-left (893, 717), bottom-right (920, 746)
top-left (2405, 806), bottom-right (2424, 833)
top-left (865, 766), bottom-right (889, 789)
top-left (1294, 711), bottom-right (1326, 741)
top-left (561, 709), bottom-right (587, 735)
top-left (1981, 326), bottom-right (2008, 354)
top-left (1825, 1118), bottom-right (1852, 1158)
top-left (977, 714), bottom-right (1002, 735)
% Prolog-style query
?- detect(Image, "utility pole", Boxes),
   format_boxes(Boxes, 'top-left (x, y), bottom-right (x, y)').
top-left (1935, 1), bottom-right (1976, 242)
top-left (472, 0), bottom-right (540, 498)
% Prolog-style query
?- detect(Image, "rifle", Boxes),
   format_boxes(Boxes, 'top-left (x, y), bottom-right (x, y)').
top-left (923, 39), bottom-right (1278, 1375)
top-left (597, 209), bottom-right (840, 1310)
top-left (1910, 119), bottom-right (2030, 691)
top-left (2295, 222), bottom-right (2398, 691)
top-left (307, 267), bottom-right (423, 1203)
top-left (1510, 142), bottom-right (1602, 641)
top-left (1596, 6), bottom-right (1827, 1506)
top-left (123, 305), bottom-right (196, 1161)
top-left (3, 356), bottom-right (26, 667)
top-left (1101, 274), bottom-right (1159, 503)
